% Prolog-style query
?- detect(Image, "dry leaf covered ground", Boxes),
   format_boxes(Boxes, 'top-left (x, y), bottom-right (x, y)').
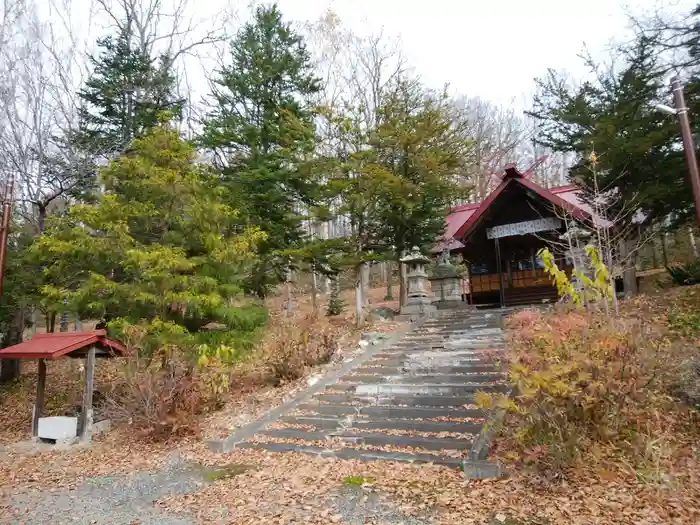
top-left (1, 286), bottom-right (699, 524)
top-left (2, 431), bottom-right (699, 524)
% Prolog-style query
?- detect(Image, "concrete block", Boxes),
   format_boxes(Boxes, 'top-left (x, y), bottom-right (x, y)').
top-left (92, 419), bottom-right (111, 435)
top-left (38, 416), bottom-right (78, 441)
top-left (462, 460), bottom-right (505, 479)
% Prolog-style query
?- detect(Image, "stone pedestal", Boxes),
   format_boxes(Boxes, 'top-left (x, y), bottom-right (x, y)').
top-left (397, 247), bottom-right (437, 322)
top-left (429, 251), bottom-right (465, 309)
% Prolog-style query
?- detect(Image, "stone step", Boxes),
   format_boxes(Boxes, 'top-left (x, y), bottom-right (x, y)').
top-left (372, 349), bottom-right (500, 359)
top-left (354, 364), bottom-right (500, 374)
top-left (279, 416), bottom-right (482, 434)
top-left (259, 428), bottom-right (474, 451)
top-left (363, 359), bottom-right (500, 370)
top-left (326, 383), bottom-right (507, 395)
top-left (422, 319), bottom-right (502, 326)
top-left (295, 403), bottom-right (486, 419)
top-left (389, 342), bottom-right (505, 350)
top-left (342, 373), bottom-right (504, 384)
top-left (312, 393), bottom-right (477, 407)
top-left (398, 332), bottom-right (504, 338)
top-left (237, 442), bottom-right (463, 468)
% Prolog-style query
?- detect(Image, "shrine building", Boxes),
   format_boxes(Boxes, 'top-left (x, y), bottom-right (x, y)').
top-left (437, 163), bottom-right (599, 308)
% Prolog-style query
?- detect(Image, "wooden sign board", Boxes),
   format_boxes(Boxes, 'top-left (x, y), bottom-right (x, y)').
top-left (486, 217), bottom-right (562, 240)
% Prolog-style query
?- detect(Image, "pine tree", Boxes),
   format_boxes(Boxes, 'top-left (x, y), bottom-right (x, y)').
top-left (369, 78), bottom-right (470, 268)
top-left (74, 27), bottom-right (183, 156)
top-left (32, 121), bottom-right (265, 359)
top-left (199, 3), bottom-right (322, 298)
top-left (528, 37), bottom-right (688, 227)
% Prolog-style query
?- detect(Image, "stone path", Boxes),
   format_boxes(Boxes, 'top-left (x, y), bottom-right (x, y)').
top-left (234, 308), bottom-right (508, 469)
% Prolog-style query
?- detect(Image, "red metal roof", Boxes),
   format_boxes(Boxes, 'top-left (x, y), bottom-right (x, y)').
top-left (0, 330), bottom-right (126, 359)
top-left (440, 166), bottom-right (594, 249)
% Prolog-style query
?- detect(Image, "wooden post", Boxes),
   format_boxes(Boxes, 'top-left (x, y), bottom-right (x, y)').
top-left (32, 359), bottom-right (46, 438)
top-left (495, 238), bottom-right (505, 308)
top-left (310, 264), bottom-right (318, 314)
top-left (661, 232), bottom-right (669, 267)
top-left (79, 346), bottom-right (96, 442)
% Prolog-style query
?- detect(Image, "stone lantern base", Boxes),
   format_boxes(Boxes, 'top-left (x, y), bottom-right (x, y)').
top-left (396, 296), bottom-right (437, 322)
top-left (429, 276), bottom-right (464, 310)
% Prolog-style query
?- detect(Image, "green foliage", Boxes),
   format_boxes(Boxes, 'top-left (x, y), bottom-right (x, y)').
top-left (0, 225), bottom-right (41, 346)
top-left (199, 3), bottom-right (322, 298)
top-left (31, 122), bottom-right (266, 363)
top-left (666, 261), bottom-right (700, 286)
top-left (326, 282), bottom-right (345, 316)
top-left (74, 28), bottom-right (184, 155)
top-left (538, 246), bottom-right (613, 307)
top-left (343, 475), bottom-right (373, 486)
top-left (368, 78), bottom-right (471, 256)
top-left (538, 247), bottom-right (578, 303)
top-left (529, 37), bottom-right (688, 227)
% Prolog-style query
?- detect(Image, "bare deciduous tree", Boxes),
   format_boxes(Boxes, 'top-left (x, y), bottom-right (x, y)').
top-left (0, 0), bottom-right (94, 233)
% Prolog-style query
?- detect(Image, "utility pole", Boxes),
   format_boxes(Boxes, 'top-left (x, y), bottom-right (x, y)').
top-left (671, 77), bottom-right (700, 228)
top-left (0, 175), bottom-right (19, 382)
top-left (0, 175), bottom-right (14, 297)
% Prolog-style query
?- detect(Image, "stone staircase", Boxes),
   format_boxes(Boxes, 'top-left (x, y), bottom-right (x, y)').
top-left (235, 308), bottom-right (508, 469)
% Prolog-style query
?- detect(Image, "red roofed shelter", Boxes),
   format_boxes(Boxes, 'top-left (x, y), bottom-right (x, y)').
top-left (0, 330), bottom-right (125, 441)
top-left (438, 163), bottom-right (597, 307)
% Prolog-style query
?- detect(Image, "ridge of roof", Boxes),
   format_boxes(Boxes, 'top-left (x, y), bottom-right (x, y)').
top-left (452, 175), bottom-right (590, 242)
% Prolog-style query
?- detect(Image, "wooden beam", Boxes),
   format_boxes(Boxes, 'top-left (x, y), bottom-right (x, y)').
top-left (79, 346), bottom-right (96, 442)
top-left (495, 238), bottom-right (505, 308)
top-left (32, 359), bottom-right (46, 438)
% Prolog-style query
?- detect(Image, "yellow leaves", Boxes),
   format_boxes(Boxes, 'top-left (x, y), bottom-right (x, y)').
top-left (475, 391), bottom-right (495, 409)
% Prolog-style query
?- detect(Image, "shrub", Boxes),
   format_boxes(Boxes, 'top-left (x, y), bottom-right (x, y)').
top-left (666, 260), bottom-right (700, 286)
top-left (480, 308), bottom-right (697, 473)
top-left (104, 321), bottom-right (233, 441)
top-left (258, 314), bottom-right (340, 384)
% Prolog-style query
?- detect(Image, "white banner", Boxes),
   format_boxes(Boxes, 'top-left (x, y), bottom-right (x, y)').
top-left (486, 217), bottom-right (562, 240)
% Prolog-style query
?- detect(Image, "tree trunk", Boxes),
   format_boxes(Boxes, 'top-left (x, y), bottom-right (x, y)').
top-left (311, 266), bottom-right (318, 314)
top-left (661, 231), bottom-right (669, 267)
top-left (619, 238), bottom-right (638, 297)
top-left (361, 262), bottom-right (370, 305)
top-left (285, 267), bottom-right (293, 317)
top-left (399, 251), bottom-right (408, 307)
top-left (355, 264), bottom-right (363, 328)
top-left (0, 309), bottom-right (24, 382)
top-left (605, 246), bottom-right (620, 316)
top-left (689, 226), bottom-right (698, 259)
top-left (384, 261), bottom-right (393, 300)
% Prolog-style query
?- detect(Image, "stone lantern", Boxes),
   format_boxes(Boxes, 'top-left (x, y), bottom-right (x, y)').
top-left (429, 249), bottom-right (464, 309)
top-left (397, 246), bottom-right (437, 321)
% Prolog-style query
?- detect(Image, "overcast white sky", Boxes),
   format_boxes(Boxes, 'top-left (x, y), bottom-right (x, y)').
top-left (270, 0), bottom-right (696, 108)
top-left (67, 0), bottom-right (697, 109)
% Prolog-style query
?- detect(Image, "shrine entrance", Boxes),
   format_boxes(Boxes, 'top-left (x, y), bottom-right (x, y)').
top-left (449, 165), bottom-right (590, 307)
